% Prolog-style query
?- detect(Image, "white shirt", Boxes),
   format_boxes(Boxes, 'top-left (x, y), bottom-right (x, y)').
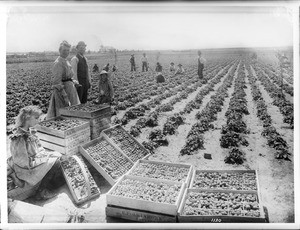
top-left (71, 53), bottom-right (91, 82)
top-left (198, 56), bottom-right (206, 65)
top-left (141, 56), bottom-right (148, 63)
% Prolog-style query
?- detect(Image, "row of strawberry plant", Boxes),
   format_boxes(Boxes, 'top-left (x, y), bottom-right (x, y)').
top-left (252, 65), bottom-right (293, 129)
top-left (220, 62), bottom-right (249, 164)
top-left (246, 63), bottom-right (291, 160)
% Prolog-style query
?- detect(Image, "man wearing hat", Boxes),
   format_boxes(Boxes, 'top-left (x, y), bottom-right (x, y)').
top-left (155, 62), bottom-right (165, 83)
top-left (97, 69), bottom-right (114, 104)
top-left (175, 64), bottom-right (185, 75)
top-left (197, 50), bottom-right (206, 79)
top-left (130, 54), bottom-right (136, 72)
top-left (71, 41), bottom-right (91, 104)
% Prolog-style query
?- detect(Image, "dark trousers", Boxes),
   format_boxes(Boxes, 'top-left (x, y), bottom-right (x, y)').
top-left (77, 84), bottom-right (89, 104)
top-left (198, 65), bottom-right (204, 79)
top-left (38, 159), bottom-right (65, 192)
top-left (131, 64), bottom-right (136, 71)
top-left (142, 62), bottom-right (148, 72)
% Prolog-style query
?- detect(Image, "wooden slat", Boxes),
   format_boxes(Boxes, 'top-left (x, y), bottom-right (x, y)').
top-left (106, 205), bottom-right (177, 223)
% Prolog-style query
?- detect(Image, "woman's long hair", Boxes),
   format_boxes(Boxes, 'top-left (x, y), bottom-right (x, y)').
top-left (14, 105), bottom-right (42, 129)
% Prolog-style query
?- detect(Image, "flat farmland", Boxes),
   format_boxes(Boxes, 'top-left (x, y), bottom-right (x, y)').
top-left (6, 48), bottom-right (294, 223)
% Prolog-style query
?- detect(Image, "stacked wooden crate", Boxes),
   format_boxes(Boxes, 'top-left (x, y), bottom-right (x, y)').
top-left (35, 116), bottom-right (90, 156)
top-left (177, 170), bottom-right (266, 223)
top-left (105, 159), bottom-right (194, 222)
top-left (60, 103), bottom-right (112, 139)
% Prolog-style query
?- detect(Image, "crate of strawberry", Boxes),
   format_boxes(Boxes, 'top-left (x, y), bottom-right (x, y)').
top-left (106, 175), bottom-right (186, 216)
top-left (178, 189), bottom-right (266, 222)
top-left (35, 116), bottom-right (90, 155)
top-left (60, 154), bottom-right (100, 205)
top-left (60, 103), bottom-right (111, 119)
top-left (101, 125), bottom-right (150, 162)
top-left (60, 103), bottom-right (112, 140)
top-left (190, 170), bottom-right (258, 191)
top-left (79, 136), bottom-right (134, 185)
top-left (128, 159), bottom-right (194, 187)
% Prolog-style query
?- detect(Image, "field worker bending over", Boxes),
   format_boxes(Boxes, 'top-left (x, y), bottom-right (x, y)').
top-left (175, 64), bottom-right (185, 75)
top-left (96, 66), bottom-right (115, 104)
top-left (8, 106), bottom-right (64, 200)
top-left (92, 64), bottom-right (99, 73)
top-left (155, 62), bottom-right (165, 83)
top-left (71, 41), bottom-right (91, 104)
top-left (141, 53), bottom-right (149, 72)
top-left (47, 41), bottom-right (80, 119)
top-left (130, 54), bottom-right (136, 72)
top-left (197, 50), bottom-right (206, 79)
top-left (169, 62), bottom-right (175, 72)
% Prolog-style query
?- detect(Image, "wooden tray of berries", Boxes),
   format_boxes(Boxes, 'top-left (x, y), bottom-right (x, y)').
top-left (178, 188), bottom-right (266, 223)
top-left (35, 116), bottom-right (90, 138)
top-left (101, 125), bottom-right (150, 162)
top-left (60, 155), bottom-right (101, 205)
top-left (106, 175), bottom-right (186, 216)
top-left (79, 137), bottom-right (134, 186)
top-left (127, 159), bottom-right (194, 187)
top-left (190, 170), bottom-right (259, 191)
top-left (60, 103), bottom-right (111, 119)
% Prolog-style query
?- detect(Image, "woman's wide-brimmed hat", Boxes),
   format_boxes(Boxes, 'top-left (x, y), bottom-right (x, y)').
top-left (178, 64), bottom-right (182, 66)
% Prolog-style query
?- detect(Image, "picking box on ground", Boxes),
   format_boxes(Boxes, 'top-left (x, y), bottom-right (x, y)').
top-left (35, 116), bottom-right (90, 155)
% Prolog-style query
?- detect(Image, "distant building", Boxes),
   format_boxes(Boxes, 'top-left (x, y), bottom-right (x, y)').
top-left (99, 45), bottom-right (116, 53)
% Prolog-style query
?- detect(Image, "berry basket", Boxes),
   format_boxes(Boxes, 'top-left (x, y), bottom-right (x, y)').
top-left (60, 155), bottom-right (100, 205)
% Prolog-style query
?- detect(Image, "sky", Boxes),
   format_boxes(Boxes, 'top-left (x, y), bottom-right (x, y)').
top-left (4, 3), bottom-right (295, 52)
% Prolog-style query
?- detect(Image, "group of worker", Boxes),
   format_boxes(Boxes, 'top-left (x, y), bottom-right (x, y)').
top-left (128, 51), bottom-right (206, 83)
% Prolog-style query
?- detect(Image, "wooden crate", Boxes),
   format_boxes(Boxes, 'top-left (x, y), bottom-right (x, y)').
top-left (178, 188), bottom-right (266, 223)
top-left (36, 116), bottom-right (91, 156)
top-left (106, 175), bottom-right (186, 216)
top-left (60, 103), bottom-right (111, 119)
top-left (60, 105), bottom-right (112, 140)
top-left (190, 169), bottom-right (259, 191)
top-left (106, 205), bottom-right (177, 223)
top-left (101, 125), bottom-right (150, 162)
top-left (60, 155), bottom-right (100, 205)
top-left (127, 159), bottom-right (194, 187)
top-left (79, 137), bottom-right (134, 186)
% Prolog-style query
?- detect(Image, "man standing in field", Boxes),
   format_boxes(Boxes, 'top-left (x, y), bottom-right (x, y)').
top-left (130, 54), bottom-right (136, 72)
top-left (71, 41), bottom-right (91, 104)
top-left (141, 53), bottom-right (148, 72)
top-left (197, 50), bottom-right (206, 79)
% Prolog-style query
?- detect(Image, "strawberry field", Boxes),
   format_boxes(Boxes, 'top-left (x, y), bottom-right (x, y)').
top-left (6, 48), bottom-right (294, 223)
